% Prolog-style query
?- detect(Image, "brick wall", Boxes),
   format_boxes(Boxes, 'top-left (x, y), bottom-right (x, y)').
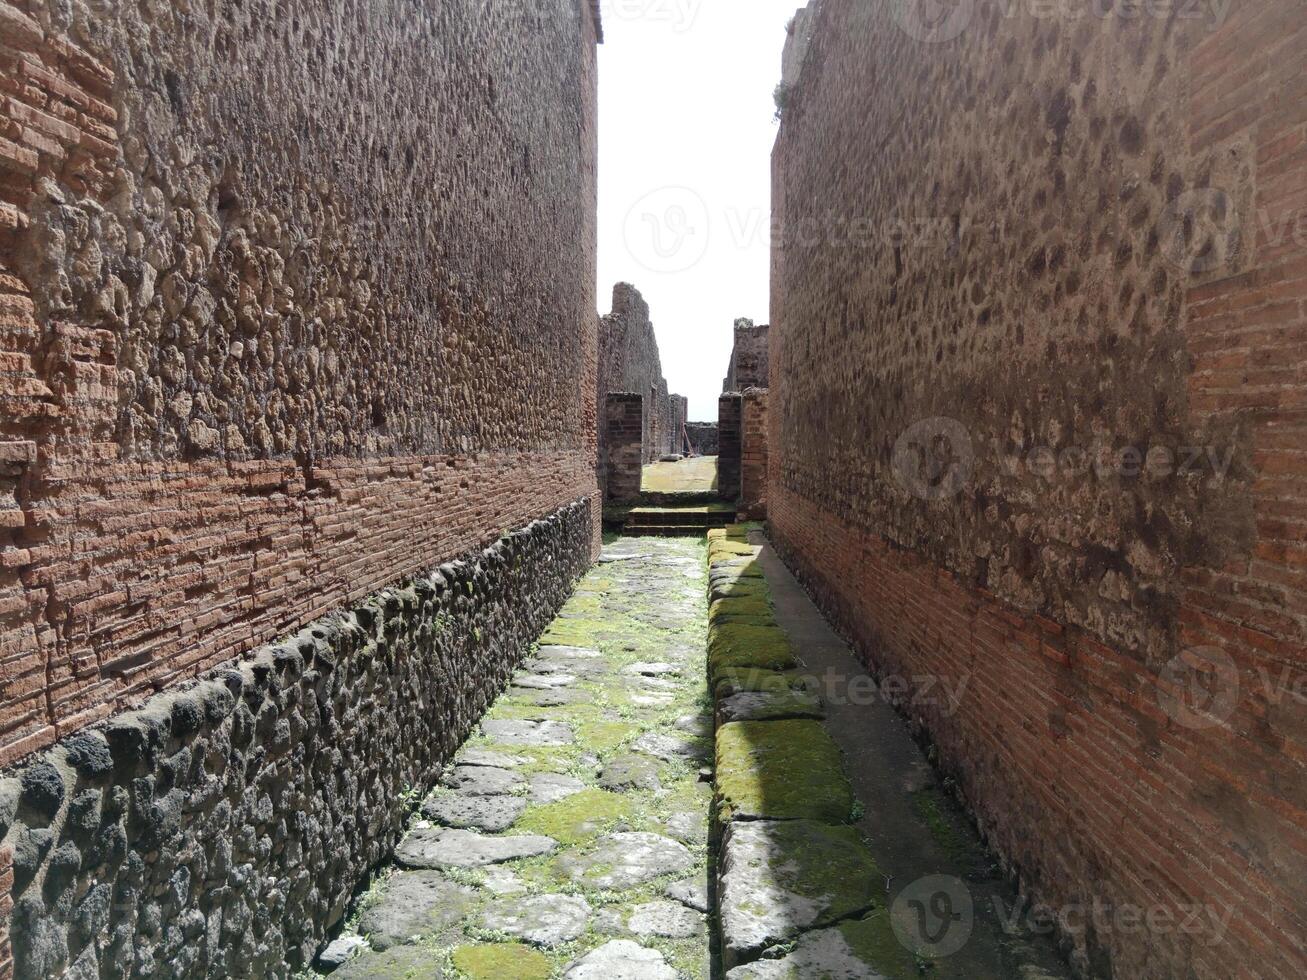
top-left (0, 0), bottom-right (602, 776)
top-left (718, 393), bottom-right (742, 502)
top-left (598, 283), bottom-right (685, 463)
top-left (770, 1), bottom-right (1306, 977)
top-left (604, 393), bottom-right (643, 503)
top-left (739, 389), bottom-right (769, 520)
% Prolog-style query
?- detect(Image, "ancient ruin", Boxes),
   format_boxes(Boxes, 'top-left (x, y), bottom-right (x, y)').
top-left (0, 0), bottom-right (1304, 978)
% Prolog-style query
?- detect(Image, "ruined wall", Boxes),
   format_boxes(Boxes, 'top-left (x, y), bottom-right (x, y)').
top-left (722, 319), bottom-right (769, 393)
top-left (0, 0), bottom-right (601, 975)
top-left (684, 422), bottom-right (718, 457)
top-left (739, 389), bottom-right (768, 520)
top-left (668, 394), bottom-right (688, 457)
top-left (0, 500), bottom-right (593, 979)
top-left (0, 0), bottom-right (601, 758)
top-left (598, 282), bottom-right (683, 462)
top-left (717, 394), bottom-right (742, 503)
top-left (770, 2), bottom-right (1306, 978)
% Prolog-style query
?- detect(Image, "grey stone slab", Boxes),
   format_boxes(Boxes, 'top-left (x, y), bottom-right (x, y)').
top-left (455, 749), bottom-right (525, 769)
top-left (664, 811), bottom-right (708, 845)
top-left (317, 936), bottom-right (368, 969)
top-left (627, 901), bottom-right (704, 939)
top-left (632, 731), bottom-right (707, 763)
top-left (481, 719), bottom-right (575, 746)
top-left (674, 714), bottom-right (713, 737)
top-left (529, 772), bottom-right (586, 804)
top-left (356, 871), bottom-right (476, 950)
top-left (395, 828), bottom-right (556, 869)
top-left (478, 893), bottom-right (592, 947)
top-left (723, 914), bottom-right (910, 979)
top-left (440, 765), bottom-right (523, 796)
top-left (665, 873), bottom-right (710, 913)
top-left (564, 940), bottom-right (677, 980)
top-left (512, 673), bottom-right (576, 690)
top-left (420, 794), bottom-right (526, 833)
top-left (718, 820), bottom-right (880, 967)
top-left (557, 832), bottom-right (694, 889)
top-left (717, 688), bottom-right (825, 724)
top-left (599, 755), bottom-right (662, 793)
top-left (513, 686), bottom-right (588, 707)
top-left (622, 662), bottom-right (680, 677)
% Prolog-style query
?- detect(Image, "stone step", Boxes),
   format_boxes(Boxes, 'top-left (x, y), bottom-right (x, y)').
top-left (623, 524), bottom-right (718, 537)
top-left (625, 509), bottom-right (737, 527)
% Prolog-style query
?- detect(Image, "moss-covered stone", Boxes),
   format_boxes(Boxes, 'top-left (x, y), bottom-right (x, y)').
top-left (708, 623), bottom-right (797, 679)
top-left (713, 669), bottom-right (818, 698)
top-left (451, 943), bottom-right (551, 980)
top-left (708, 594), bottom-right (773, 625)
top-left (708, 557), bottom-right (765, 578)
top-left (723, 909), bottom-right (918, 979)
top-left (714, 720), bottom-right (853, 824)
top-left (708, 576), bottom-right (770, 601)
top-left (332, 944), bottom-right (446, 979)
top-left (718, 819), bottom-right (882, 967)
top-left (515, 787), bottom-right (632, 845)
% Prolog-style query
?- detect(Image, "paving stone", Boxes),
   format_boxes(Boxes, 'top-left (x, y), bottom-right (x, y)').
top-left (719, 820), bottom-right (881, 967)
top-left (563, 940), bottom-right (678, 980)
top-left (317, 935), bottom-right (369, 968)
top-left (632, 731), bottom-right (707, 763)
top-left (598, 755), bottom-right (662, 792)
top-left (665, 873), bottom-right (710, 913)
top-left (479, 866), bottom-right (527, 895)
top-left (664, 810), bottom-right (707, 844)
top-left (440, 765), bottom-right (523, 796)
top-left (357, 871), bottom-right (477, 950)
top-left (627, 900), bottom-right (704, 939)
top-left (714, 720), bottom-right (853, 824)
top-left (537, 645), bottom-right (604, 659)
top-left (622, 662), bottom-right (680, 677)
top-left (478, 893), bottom-right (592, 947)
top-left (481, 720), bottom-right (575, 746)
top-left (421, 794), bottom-right (526, 832)
top-left (456, 749), bottom-right (525, 769)
top-left (674, 714), bottom-right (713, 736)
top-left (717, 688), bottom-right (825, 723)
top-left (557, 832), bottom-right (694, 889)
top-left (529, 772), bottom-right (586, 804)
top-left (722, 912), bottom-right (916, 979)
top-left (395, 828), bottom-right (557, 869)
top-left (514, 686), bottom-right (588, 707)
top-left (451, 944), bottom-right (552, 979)
top-left (512, 673), bottom-right (576, 690)
top-left (331, 945), bottom-right (445, 979)
top-left (631, 694), bottom-right (674, 708)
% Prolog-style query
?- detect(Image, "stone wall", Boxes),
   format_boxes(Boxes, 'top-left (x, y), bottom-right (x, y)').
top-left (598, 283), bottom-right (684, 463)
top-left (603, 393), bottom-right (643, 504)
top-left (739, 390), bottom-right (768, 520)
top-left (722, 319), bottom-right (769, 393)
top-left (668, 394), bottom-right (688, 457)
top-left (717, 394), bottom-right (742, 503)
top-left (769, 2), bottom-right (1307, 978)
top-left (685, 422), bottom-right (719, 457)
top-left (0, 0), bottom-right (601, 762)
top-left (0, 500), bottom-right (594, 980)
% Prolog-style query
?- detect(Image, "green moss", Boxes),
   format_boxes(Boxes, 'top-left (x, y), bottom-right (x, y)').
top-left (709, 594), bottom-right (774, 626)
top-left (839, 909), bottom-right (923, 977)
top-left (708, 576), bottom-right (770, 601)
top-left (539, 618), bottom-right (612, 647)
top-left (516, 787), bottom-right (632, 845)
top-left (911, 789), bottom-right (980, 866)
top-left (708, 557), bottom-right (765, 578)
top-left (450, 943), bottom-right (551, 980)
top-left (708, 540), bottom-right (758, 563)
top-left (715, 720), bottom-right (853, 824)
top-left (577, 718), bottom-right (638, 755)
top-left (709, 623), bottom-right (797, 678)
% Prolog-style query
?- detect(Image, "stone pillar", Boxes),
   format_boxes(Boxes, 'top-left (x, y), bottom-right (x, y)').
top-left (718, 393), bottom-right (743, 502)
top-left (605, 393), bottom-right (644, 503)
top-left (740, 388), bottom-right (769, 520)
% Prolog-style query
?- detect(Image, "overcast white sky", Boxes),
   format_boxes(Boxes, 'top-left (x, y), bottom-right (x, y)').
top-left (597, 0), bottom-right (800, 422)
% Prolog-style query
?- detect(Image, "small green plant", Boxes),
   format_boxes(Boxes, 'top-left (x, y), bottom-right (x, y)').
top-left (773, 82), bottom-right (792, 121)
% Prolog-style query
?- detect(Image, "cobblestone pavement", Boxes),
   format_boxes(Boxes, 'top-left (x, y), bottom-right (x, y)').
top-left (316, 536), bottom-right (713, 979)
